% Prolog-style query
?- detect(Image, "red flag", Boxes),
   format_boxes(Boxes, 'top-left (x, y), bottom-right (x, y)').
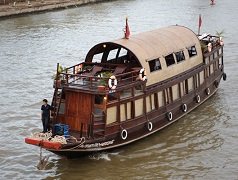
top-left (198, 14), bottom-right (202, 28)
top-left (125, 17), bottom-right (130, 39)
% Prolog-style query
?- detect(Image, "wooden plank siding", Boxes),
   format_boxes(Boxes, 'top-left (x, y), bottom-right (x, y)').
top-left (65, 91), bottom-right (92, 131)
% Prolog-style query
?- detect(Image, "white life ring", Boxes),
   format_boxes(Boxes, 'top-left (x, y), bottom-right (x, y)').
top-left (147, 122), bottom-right (153, 131)
top-left (208, 43), bottom-right (212, 52)
top-left (182, 104), bottom-right (187, 112)
top-left (167, 112), bottom-right (173, 121)
top-left (206, 88), bottom-right (210, 95)
top-left (196, 95), bottom-right (201, 103)
top-left (108, 75), bottom-right (117, 90)
top-left (74, 64), bottom-right (83, 74)
top-left (139, 68), bottom-right (147, 81)
top-left (219, 37), bottom-right (224, 46)
top-left (121, 129), bottom-right (127, 140)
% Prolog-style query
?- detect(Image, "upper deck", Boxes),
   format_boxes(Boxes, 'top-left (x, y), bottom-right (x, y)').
top-left (54, 25), bottom-right (223, 95)
top-left (54, 26), bottom-right (221, 93)
top-left (57, 61), bottom-right (145, 94)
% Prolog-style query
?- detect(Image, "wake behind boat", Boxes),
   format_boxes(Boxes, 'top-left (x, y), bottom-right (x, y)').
top-left (25, 24), bottom-right (226, 158)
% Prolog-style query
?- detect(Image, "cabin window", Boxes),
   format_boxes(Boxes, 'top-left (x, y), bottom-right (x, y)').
top-left (204, 57), bottom-right (209, 64)
top-left (210, 64), bottom-right (214, 74)
top-left (165, 54), bottom-right (176, 66)
top-left (194, 74), bottom-right (200, 89)
top-left (184, 80), bottom-right (189, 94)
top-left (107, 49), bottom-right (119, 61)
top-left (207, 66), bottom-right (211, 77)
top-left (119, 48), bottom-right (128, 57)
top-left (219, 57), bottom-right (222, 67)
top-left (146, 96), bottom-right (151, 113)
top-left (200, 71), bottom-right (204, 85)
top-left (214, 51), bottom-right (218, 59)
top-left (188, 46), bottom-right (197, 58)
top-left (127, 102), bottom-right (132, 120)
top-left (92, 53), bottom-right (103, 62)
top-left (120, 88), bottom-right (132, 99)
top-left (188, 77), bottom-right (194, 91)
top-left (214, 60), bottom-right (219, 71)
top-left (218, 48), bottom-right (222, 55)
top-left (135, 99), bottom-right (144, 117)
top-left (210, 54), bottom-right (214, 61)
top-left (172, 85), bottom-right (180, 101)
top-left (148, 58), bottom-right (162, 72)
top-left (120, 104), bottom-right (126, 121)
top-left (146, 94), bottom-right (156, 113)
top-left (118, 48), bottom-right (128, 63)
top-left (120, 102), bottom-right (132, 121)
top-left (180, 82), bottom-right (185, 96)
top-left (158, 91), bottom-right (164, 108)
top-left (165, 87), bottom-right (173, 104)
top-left (204, 68), bottom-right (208, 78)
top-left (106, 107), bottom-right (117, 125)
top-left (175, 51), bottom-right (185, 63)
top-left (134, 85), bottom-right (143, 96)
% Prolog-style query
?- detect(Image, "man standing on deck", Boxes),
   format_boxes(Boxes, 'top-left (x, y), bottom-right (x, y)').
top-left (41, 99), bottom-right (52, 133)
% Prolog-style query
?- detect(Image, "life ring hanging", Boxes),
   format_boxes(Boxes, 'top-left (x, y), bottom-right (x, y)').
top-left (206, 88), bottom-right (210, 95)
top-left (196, 95), bottom-right (201, 103)
top-left (223, 73), bottom-right (227, 81)
top-left (167, 112), bottom-right (173, 121)
top-left (121, 129), bottom-right (128, 140)
top-left (108, 75), bottom-right (117, 90)
top-left (182, 104), bottom-right (187, 112)
top-left (74, 64), bottom-right (83, 74)
top-left (139, 68), bottom-right (147, 81)
top-left (147, 122), bottom-right (153, 131)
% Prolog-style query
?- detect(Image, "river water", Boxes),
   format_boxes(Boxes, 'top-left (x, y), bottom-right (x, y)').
top-left (0, 0), bottom-right (238, 179)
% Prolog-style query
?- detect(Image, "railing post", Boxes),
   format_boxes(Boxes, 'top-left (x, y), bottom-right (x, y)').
top-left (56, 63), bottom-right (59, 77)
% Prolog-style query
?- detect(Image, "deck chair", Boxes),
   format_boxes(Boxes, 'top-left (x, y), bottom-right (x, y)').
top-left (113, 65), bottom-right (127, 75)
top-left (82, 65), bottom-right (103, 77)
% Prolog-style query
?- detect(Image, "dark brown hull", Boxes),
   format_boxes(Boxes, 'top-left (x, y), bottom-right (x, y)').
top-left (48, 63), bottom-right (224, 158)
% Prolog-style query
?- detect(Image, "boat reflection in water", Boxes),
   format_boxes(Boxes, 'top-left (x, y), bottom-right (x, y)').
top-left (25, 24), bottom-right (226, 158)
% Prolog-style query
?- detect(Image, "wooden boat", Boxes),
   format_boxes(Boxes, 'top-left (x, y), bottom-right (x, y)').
top-left (25, 25), bottom-right (226, 158)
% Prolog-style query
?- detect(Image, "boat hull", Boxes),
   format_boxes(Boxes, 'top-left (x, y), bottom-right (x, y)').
top-left (46, 73), bottom-right (223, 158)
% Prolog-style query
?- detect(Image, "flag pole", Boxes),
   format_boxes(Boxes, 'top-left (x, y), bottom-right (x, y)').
top-left (125, 17), bottom-right (130, 39)
top-left (198, 14), bottom-right (202, 35)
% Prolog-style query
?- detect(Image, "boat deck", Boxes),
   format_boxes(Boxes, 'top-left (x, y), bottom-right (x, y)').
top-left (57, 63), bottom-right (143, 94)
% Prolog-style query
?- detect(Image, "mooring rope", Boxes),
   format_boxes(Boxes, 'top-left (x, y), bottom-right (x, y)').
top-left (31, 131), bottom-right (52, 140)
top-left (31, 131), bottom-right (66, 144)
top-left (50, 135), bottom-right (67, 144)
top-left (65, 137), bottom-right (86, 150)
top-left (30, 131), bottom-right (84, 146)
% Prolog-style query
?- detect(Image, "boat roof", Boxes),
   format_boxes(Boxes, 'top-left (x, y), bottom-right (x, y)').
top-left (113, 25), bottom-right (199, 63)
top-left (85, 25), bottom-right (203, 85)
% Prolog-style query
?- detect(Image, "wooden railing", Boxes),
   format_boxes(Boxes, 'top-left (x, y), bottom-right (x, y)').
top-left (56, 63), bottom-right (142, 92)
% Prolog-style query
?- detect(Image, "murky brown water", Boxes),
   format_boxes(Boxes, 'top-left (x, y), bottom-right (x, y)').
top-left (0, 0), bottom-right (238, 179)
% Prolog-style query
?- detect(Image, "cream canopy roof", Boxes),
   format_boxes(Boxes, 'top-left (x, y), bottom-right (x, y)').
top-left (85, 25), bottom-right (203, 85)
top-left (86, 25), bottom-right (200, 66)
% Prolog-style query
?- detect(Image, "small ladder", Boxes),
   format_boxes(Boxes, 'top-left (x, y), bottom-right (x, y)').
top-left (51, 87), bottom-right (63, 125)
top-left (91, 112), bottom-right (105, 138)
